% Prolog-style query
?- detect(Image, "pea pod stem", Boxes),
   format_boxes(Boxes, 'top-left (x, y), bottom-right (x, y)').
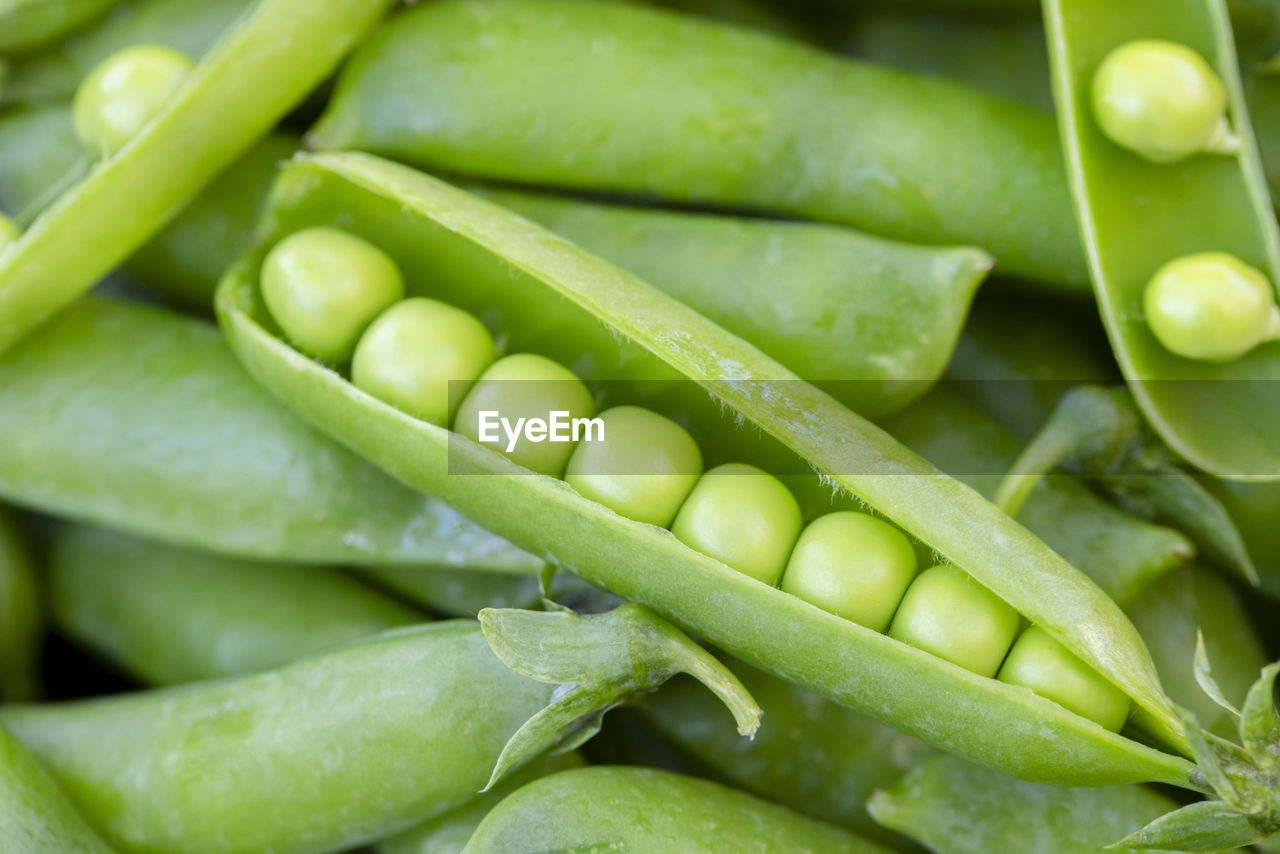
top-left (218, 151), bottom-right (1194, 786)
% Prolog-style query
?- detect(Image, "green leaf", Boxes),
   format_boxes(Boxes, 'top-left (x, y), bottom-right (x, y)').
top-left (1196, 633), bottom-right (1243, 720)
top-left (1240, 662), bottom-right (1280, 776)
top-left (1116, 800), bottom-right (1268, 851)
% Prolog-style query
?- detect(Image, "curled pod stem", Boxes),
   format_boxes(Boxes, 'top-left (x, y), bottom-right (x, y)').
top-left (219, 151), bottom-right (1193, 786)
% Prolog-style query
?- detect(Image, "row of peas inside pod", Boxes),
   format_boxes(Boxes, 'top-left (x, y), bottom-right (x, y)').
top-left (1090, 38), bottom-right (1280, 363)
top-left (259, 224), bottom-right (1132, 733)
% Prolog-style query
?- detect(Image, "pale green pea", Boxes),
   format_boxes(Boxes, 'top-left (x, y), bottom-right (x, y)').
top-left (72, 44), bottom-right (195, 156)
top-left (780, 511), bottom-right (917, 633)
top-left (888, 564), bottom-right (1020, 678)
top-left (453, 353), bottom-right (596, 477)
top-left (352, 297), bottom-right (496, 426)
top-left (260, 227), bottom-right (405, 363)
top-left (671, 462), bottom-right (802, 586)
top-left (1144, 251), bottom-right (1280, 362)
top-left (1091, 39), bottom-right (1233, 163)
top-left (999, 626), bottom-right (1131, 732)
top-left (564, 405), bottom-right (702, 528)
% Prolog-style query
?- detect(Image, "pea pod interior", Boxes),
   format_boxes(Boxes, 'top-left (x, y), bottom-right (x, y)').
top-left (217, 151), bottom-right (1193, 786)
top-left (1044, 0), bottom-right (1280, 477)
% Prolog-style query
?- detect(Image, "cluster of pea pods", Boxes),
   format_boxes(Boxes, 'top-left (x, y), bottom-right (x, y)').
top-left (2, 0), bottom-right (1280, 852)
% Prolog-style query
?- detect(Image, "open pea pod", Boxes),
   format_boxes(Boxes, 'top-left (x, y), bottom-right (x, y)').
top-left (0, 0), bottom-right (396, 354)
top-left (218, 151), bottom-right (1192, 787)
top-left (1044, 0), bottom-right (1280, 478)
top-left (1, 0), bottom-right (251, 105)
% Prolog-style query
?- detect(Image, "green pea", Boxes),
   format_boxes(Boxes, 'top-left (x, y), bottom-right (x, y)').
top-left (352, 297), bottom-right (496, 426)
top-left (998, 626), bottom-right (1131, 732)
top-left (1091, 40), bottom-right (1232, 163)
top-left (260, 227), bottom-right (405, 363)
top-left (562, 405), bottom-right (702, 528)
top-left (780, 511), bottom-right (916, 632)
top-left (0, 215), bottom-right (18, 253)
top-left (1143, 252), bottom-right (1280, 362)
top-left (453, 353), bottom-right (597, 477)
top-left (888, 564), bottom-right (1019, 678)
top-left (670, 463), bottom-right (801, 586)
top-left (71, 44), bottom-right (194, 156)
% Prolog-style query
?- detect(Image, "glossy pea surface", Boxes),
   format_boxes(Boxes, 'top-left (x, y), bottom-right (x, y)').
top-left (1091, 40), bottom-right (1228, 163)
top-left (781, 511), bottom-right (916, 632)
top-left (1144, 252), bottom-right (1280, 362)
top-left (671, 462), bottom-right (802, 585)
top-left (453, 353), bottom-right (597, 477)
top-left (72, 44), bottom-right (194, 155)
top-left (889, 564), bottom-right (1020, 678)
top-left (564, 405), bottom-right (702, 527)
top-left (999, 626), bottom-right (1130, 732)
top-left (261, 226), bottom-right (405, 363)
top-left (352, 297), bottom-right (496, 425)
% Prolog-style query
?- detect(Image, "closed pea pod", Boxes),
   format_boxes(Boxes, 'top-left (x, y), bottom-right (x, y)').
top-left (461, 767), bottom-right (890, 854)
top-left (0, 296), bottom-right (539, 570)
top-left (0, 723), bottom-right (118, 854)
top-left (217, 152), bottom-right (1195, 786)
top-left (310, 0), bottom-right (1085, 289)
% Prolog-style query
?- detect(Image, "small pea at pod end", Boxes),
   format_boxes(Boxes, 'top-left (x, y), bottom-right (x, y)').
top-left (1144, 252), bottom-right (1280, 362)
top-left (72, 44), bottom-right (195, 156)
top-left (998, 626), bottom-right (1131, 732)
top-left (352, 297), bottom-right (497, 425)
top-left (780, 511), bottom-right (916, 632)
top-left (261, 227), bottom-right (406, 363)
top-left (564, 406), bottom-right (702, 528)
top-left (1091, 39), bottom-right (1234, 163)
top-left (888, 564), bottom-right (1020, 678)
top-left (454, 353), bottom-right (597, 477)
top-left (671, 463), bottom-right (802, 586)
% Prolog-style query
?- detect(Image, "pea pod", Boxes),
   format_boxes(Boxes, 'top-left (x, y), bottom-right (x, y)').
top-left (218, 151), bottom-right (1193, 786)
top-left (0, 508), bottom-right (40, 701)
top-left (461, 766), bottom-right (889, 854)
top-left (1128, 564), bottom-right (1269, 738)
top-left (842, 9), bottom-right (1053, 113)
top-left (867, 754), bottom-right (1195, 854)
top-left (2, 0), bottom-right (251, 105)
top-left (0, 723), bottom-right (117, 854)
top-left (1044, 0), bottom-right (1280, 477)
top-left (2, 603), bottom-right (753, 854)
top-left (640, 657), bottom-right (931, 846)
top-left (0, 0), bottom-right (397, 354)
top-left (48, 523), bottom-right (424, 684)
top-left (310, 0), bottom-right (1087, 290)
top-left (0, 0), bottom-right (121, 54)
top-left (0, 295), bottom-right (539, 570)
